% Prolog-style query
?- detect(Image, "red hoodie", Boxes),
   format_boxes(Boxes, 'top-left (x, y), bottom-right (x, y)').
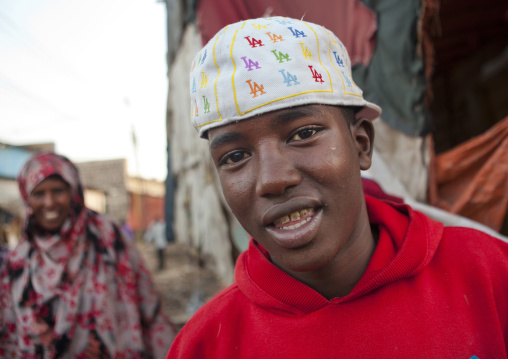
top-left (167, 196), bottom-right (508, 358)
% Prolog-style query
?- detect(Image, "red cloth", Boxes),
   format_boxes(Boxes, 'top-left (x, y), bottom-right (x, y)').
top-left (196, 0), bottom-right (377, 67)
top-left (167, 196), bottom-right (508, 358)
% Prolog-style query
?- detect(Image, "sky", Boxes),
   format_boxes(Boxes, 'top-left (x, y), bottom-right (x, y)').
top-left (0, 0), bottom-right (169, 181)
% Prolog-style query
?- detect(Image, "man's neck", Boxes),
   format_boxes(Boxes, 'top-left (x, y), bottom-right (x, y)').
top-left (282, 216), bottom-right (377, 300)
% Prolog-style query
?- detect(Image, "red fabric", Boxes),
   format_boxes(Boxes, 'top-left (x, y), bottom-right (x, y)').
top-left (196, 0), bottom-right (377, 67)
top-left (167, 196), bottom-right (508, 358)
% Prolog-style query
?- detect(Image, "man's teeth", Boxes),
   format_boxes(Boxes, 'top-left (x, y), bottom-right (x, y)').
top-left (45, 212), bottom-right (58, 220)
top-left (273, 208), bottom-right (313, 229)
top-left (279, 217), bottom-right (312, 230)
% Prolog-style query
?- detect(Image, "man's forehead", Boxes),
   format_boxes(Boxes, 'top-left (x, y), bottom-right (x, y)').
top-left (208, 106), bottom-right (314, 139)
top-left (208, 105), bottom-right (343, 148)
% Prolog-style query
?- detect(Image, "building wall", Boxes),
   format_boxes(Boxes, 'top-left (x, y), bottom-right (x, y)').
top-left (75, 159), bottom-right (129, 223)
top-left (126, 177), bottom-right (166, 233)
top-left (0, 178), bottom-right (24, 218)
top-left (168, 23), bottom-right (236, 284)
top-left (84, 188), bottom-right (106, 214)
top-left (127, 193), bottom-right (165, 233)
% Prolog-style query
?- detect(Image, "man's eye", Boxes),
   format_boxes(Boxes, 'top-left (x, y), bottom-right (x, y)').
top-left (224, 151), bottom-right (248, 165)
top-left (290, 128), bottom-right (318, 141)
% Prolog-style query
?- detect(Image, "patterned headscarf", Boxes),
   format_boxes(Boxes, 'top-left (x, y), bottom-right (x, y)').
top-left (1, 152), bottom-right (175, 358)
top-left (17, 152), bottom-right (84, 218)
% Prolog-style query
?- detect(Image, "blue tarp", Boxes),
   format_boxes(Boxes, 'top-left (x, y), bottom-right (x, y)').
top-left (0, 147), bottom-right (32, 179)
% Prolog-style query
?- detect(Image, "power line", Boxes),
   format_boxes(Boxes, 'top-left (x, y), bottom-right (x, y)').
top-left (0, 71), bottom-right (77, 119)
top-left (0, 10), bottom-right (88, 134)
top-left (0, 10), bottom-right (85, 84)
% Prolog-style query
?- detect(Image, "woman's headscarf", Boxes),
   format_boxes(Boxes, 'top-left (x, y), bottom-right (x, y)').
top-left (17, 152), bottom-right (87, 259)
top-left (17, 151), bottom-right (84, 211)
top-left (1, 152), bottom-right (175, 358)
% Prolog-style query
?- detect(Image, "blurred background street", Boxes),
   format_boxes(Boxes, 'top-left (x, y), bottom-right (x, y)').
top-left (137, 239), bottom-right (225, 332)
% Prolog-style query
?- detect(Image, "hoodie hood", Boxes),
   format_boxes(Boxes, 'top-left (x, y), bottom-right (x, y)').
top-left (235, 195), bottom-right (444, 316)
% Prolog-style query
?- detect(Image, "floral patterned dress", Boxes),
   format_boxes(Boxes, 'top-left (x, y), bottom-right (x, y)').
top-left (0, 152), bottom-right (176, 358)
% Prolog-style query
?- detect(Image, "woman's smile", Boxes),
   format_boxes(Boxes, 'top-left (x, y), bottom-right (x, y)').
top-left (28, 177), bottom-right (71, 231)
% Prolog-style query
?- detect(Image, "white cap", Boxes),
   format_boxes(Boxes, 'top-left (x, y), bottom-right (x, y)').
top-left (189, 16), bottom-right (381, 138)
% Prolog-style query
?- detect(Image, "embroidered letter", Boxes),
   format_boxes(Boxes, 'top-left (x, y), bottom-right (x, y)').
top-left (271, 49), bottom-right (291, 63)
top-left (333, 51), bottom-right (344, 67)
top-left (200, 49), bottom-right (207, 64)
top-left (274, 19), bottom-right (292, 25)
top-left (252, 24), bottom-right (267, 30)
top-left (241, 56), bottom-right (261, 71)
top-left (288, 27), bottom-right (307, 38)
top-left (308, 66), bottom-right (324, 83)
top-left (245, 36), bottom-right (265, 48)
top-left (279, 69), bottom-right (300, 87)
top-left (191, 77), bottom-right (197, 93)
top-left (200, 71), bottom-right (208, 88)
top-left (203, 96), bottom-right (210, 113)
top-left (300, 42), bottom-right (312, 60)
top-left (194, 99), bottom-right (199, 117)
top-left (191, 60), bottom-right (196, 71)
top-left (266, 32), bottom-right (285, 43)
top-left (246, 79), bottom-right (266, 98)
top-left (341, 71), bottom-right (352, 87)
top-left (331, 36), bottom-right (344, 50)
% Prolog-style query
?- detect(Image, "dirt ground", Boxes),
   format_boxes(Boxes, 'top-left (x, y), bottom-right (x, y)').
top-left (137, 240), bottom-right (227, 332)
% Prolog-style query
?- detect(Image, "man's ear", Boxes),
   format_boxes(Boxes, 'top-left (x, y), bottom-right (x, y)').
top-left (351, 118), bottom-right (375, 171)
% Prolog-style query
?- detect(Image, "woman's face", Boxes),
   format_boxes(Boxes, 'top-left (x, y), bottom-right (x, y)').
top-left (28, 177), bottom-right (71, 231)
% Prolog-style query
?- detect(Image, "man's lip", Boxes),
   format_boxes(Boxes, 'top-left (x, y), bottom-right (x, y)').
top-left (265, 209), bottom-right (323, 250)
top-left (261, 197), bottom-right (322, 227)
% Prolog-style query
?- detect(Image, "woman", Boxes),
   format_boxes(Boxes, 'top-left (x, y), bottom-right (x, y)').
top-left (0, 152), bottom-right (176, 358)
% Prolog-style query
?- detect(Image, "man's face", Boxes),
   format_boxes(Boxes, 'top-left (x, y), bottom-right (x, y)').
top-left (28, 177), bottom-right (72, 232)
top-left (209, 105), bottom-right (373, 275)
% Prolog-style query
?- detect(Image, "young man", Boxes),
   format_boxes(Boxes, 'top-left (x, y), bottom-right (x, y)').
top-left (167, 16), bottom-right (508, 358)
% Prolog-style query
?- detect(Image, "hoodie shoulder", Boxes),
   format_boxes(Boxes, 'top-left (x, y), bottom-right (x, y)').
top-left (438, 226), bottom-right (508, 274)
top-left (184, 283), bottom-right (243, 324)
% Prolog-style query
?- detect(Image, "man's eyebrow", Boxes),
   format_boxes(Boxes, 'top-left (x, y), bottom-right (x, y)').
top-left (270, 106), bottom-right (321, 127)
top-left (209, 131), bottom-right (243, 151)
top-left (209, 106), bottom-right (321, 150)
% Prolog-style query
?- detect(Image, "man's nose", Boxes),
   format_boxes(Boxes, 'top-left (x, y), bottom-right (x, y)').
top-left (255, 143), bottom-right (301, 197)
